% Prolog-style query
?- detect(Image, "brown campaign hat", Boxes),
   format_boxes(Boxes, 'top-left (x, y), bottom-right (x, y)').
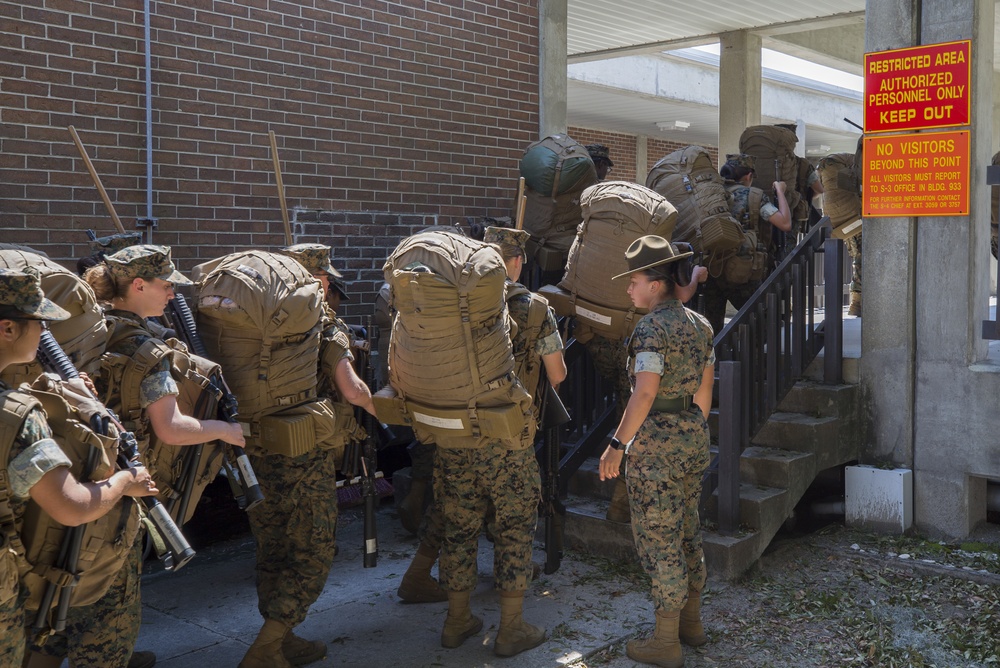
top-left (611, 235), bottom-right (693, 280)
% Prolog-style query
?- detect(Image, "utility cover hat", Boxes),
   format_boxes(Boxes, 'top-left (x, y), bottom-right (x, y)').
top-left (586, 144), bottom-right (615, 167)
top-left (483, 226), bottom-right (530, 255)
top-left (725, 153), bottom-right (756, 172)
top-left (612, 235), bottom-right (693, 280)
top-left (89, 232), bottom-right (143, 257)
top-left (104, 245), bottom-right (192, 286)
top-left (279, 243), bottom-right (344, 279)
top-left (0, 267), bottom-right (71, 321)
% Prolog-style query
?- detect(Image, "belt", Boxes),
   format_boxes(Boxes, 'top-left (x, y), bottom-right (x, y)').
top-left (650, 396), bottom-right (693, 413)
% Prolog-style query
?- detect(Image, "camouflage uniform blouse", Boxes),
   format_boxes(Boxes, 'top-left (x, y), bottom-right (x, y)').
top-left (100, 310), bottom-right (179, 409)
top-left (506, 283), bottom-right (563, 359)
top-left (629, 299), bottom-right (715, 398)
top-left (727, 182), bottom-right (778, 230)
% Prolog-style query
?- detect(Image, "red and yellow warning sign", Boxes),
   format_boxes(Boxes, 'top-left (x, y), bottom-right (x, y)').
top-left (862, 131), bottom-right (969, 217)
top-left (864, 40), bottom-right (970, 133)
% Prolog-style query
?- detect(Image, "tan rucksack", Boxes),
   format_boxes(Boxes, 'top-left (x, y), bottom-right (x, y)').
top-left (739, 125), bottom-right (804, 219)
top-left (99, 317), bottom-right (225, 525)
top-left (195, 251), bottom-right (339, 457)
top-left (645, 146), bottom-right (744, 256)
top-left (0, 376), bottom-right (141, 615)
top-left (818, 153), bottom-right (863, 240)
top-left (378, 229), bottom-right (532, 446)
top-left (0, 250), bottom-right (107, 386)
top-left (550, 182), bottom-right (675, 339)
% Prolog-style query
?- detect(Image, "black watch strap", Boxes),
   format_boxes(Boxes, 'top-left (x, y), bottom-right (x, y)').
top-left (609, 437), bottom-right (625, 451)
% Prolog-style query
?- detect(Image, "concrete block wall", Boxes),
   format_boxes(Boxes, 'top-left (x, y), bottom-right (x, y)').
top-left (0, 0), bottom-right (538, 318)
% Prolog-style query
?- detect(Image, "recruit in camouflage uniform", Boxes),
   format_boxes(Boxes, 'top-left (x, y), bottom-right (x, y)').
top-left (31, 247), bottom-right (195, 668)
top-left (246, 243), bottom-right (369, 667)
top-left (701, 153), bottom-right (782, 335)
top-left (846, 233), bottom-right (862, 316)
top-left (625, 299), bottom-right (714, 614)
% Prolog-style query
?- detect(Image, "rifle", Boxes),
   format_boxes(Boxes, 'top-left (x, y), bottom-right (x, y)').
top-left (35, 331), bottom-right (196, 581)
top-left (164, 293), bottom-right (263, 513)
top-left (359, 317), bottom-right (379, 568)
top-left (537, 369), bottom-right (571, 574)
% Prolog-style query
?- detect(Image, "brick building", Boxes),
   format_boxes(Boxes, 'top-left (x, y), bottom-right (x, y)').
top-left (0, 1), bottom-right (715, 318)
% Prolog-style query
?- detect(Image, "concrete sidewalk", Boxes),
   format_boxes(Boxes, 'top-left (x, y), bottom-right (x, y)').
top-left (133, 505), bottom-right (656, 668)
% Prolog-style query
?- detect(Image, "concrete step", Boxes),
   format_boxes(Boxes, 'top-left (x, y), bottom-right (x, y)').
top-left (703, 528), bottom-right (770, 580)
top-left (751, 412), bottom-right (858, 470)
top-left (566, 457), bottom-right (616, 502)
top-left (804, 352), bottom-right (860, 384)
top-left (703, 482), bottom-right (790, 532)
top-left (776, 381), bottom-right (859, 418)
top-left (739, 446), bottom-right (816, 501)
top-left (561, 493), bottom-right (638, 563)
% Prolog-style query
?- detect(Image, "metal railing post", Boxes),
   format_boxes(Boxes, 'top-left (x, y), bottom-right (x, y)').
top-left (823, 237), bottom-right (844, 384)
top-left (718, 360), bottom-right (742, 535)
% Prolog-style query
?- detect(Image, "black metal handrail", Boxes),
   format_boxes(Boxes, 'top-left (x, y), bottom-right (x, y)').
top-left (707, 217), bottom-right (844, 534)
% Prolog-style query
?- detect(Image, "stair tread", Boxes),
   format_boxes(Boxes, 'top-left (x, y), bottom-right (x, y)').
top-left (765, 411), bottom-right (840, 425)
top-left (741, 445), bottom-right (815, 461)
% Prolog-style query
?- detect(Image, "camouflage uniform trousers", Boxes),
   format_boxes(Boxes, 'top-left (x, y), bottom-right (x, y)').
top-left (625, 408), bottom-right (711, 612)
top-left (846, 233), bottom-right (862, 294)
top-left (29, 535), bottom-right (143, 667)
top-left (581, 331), bottom-right (630, 415)
top-left (248, 445), bottom-right (339, 627)
top-left (700, 276), bottom-right (759, 336)
top-left (411, 441), bottom-right (444, 551)
top-left (435, 440), bottom-right (540, 593)
top-left (0, 582), bottom-right (26, 667)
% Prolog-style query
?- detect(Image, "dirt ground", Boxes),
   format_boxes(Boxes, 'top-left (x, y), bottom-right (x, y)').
top-left (568, 523), bottom-right (1000, 668)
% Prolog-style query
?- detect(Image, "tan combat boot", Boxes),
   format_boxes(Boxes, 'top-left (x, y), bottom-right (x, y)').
top-left (679, 591), bottom-right (708, 647)
top-left (441, 590), bottom-right (483, 648)
top-left (493, 590), bottom-right (546, 657)
top-left (626, 610), bottom-right (684, 668)
top-left (605, 476), bottom-right (631, 523)
top-left (848, 291), bottom-right (862, 317)
top-left (281, 629), bottom-right (327, 666)
top-left (239, 619), bottom-right (294, 668)
top-left (398, 477), bottom-right (429, 535)
top-left (397, 542), bottom-right (448, 603)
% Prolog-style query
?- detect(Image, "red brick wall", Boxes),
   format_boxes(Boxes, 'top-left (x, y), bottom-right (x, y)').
top-left (0, 0), bottom-right (538, 318)
top-left (568, 126), bottom-right (719, 184)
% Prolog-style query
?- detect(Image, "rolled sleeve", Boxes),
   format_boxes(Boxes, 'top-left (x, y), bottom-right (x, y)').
top-left (534, 331), bottom-right (564, 356)
top-left (634, 351), bottom-right (664, 375)
top-left (139, 369), bottom-right (179, 409)
top-left (9, 438), bottom-right (71, 499)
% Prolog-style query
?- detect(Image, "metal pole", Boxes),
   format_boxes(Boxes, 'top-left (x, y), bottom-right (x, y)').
top-left (718, 360), bottom-right (742, 535)
top-left (823, 238), bottom-right (844, 384)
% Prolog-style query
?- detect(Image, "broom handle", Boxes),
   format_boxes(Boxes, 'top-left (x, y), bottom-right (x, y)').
top-left (68, 126), bottom-right (126, 234)
top-left (514, 176), bottom-right (525, 226)
top-left (268, 131), bottom-right (292, 245)
top-left (516, 195), bottom-right (526, 231)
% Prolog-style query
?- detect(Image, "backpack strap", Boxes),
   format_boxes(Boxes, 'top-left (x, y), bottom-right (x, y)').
top-left (101, 335), bottom-right (174, 441)
top-left (0, 389), bottom-right (43, 572)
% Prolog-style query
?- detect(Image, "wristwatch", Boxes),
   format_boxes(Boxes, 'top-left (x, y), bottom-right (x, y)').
top-left (609, 437), bottom-right (625, 451)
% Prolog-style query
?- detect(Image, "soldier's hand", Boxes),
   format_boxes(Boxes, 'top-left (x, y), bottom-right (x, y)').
top-left (599, 446), bottom-right (624, 481)
top-left (692, 266), bottom-right (708, 284)
top-left (773, 180), bottom-right (787, 194)
top-left (122, 465), bottom-right (159, 498)
top-left (220, 421), bottom-right (246, 447)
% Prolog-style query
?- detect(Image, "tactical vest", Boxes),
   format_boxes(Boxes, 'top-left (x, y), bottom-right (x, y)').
top-left (505, 283), bottom-right (551, 407)
top-left (100, 315), bottom-right (224, 525)
top-left (378, 229), bottom-right (533, 447)
top-left (0, 377), bottom-right (141, 615)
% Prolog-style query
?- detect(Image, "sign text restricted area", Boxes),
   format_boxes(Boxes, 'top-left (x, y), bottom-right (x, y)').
top-left (863, 131), bottom-right (969, 217)
top-left (864, 40), bottom-right (970, 133)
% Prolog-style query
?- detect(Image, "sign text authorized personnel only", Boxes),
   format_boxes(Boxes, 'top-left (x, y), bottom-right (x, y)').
top-left (862, 131), bottom-right (969, 217)
top-left (864, 40), bottom-right (970, 133)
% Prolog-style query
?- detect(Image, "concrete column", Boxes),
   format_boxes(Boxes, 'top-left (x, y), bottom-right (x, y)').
top-left (538, 0), bottom-right (567, 138)
top-left (636, 135), bottom-right (648, 184)
top-left (718, 30), bottom-right (762, 165)
top-left (864, 0), bottom-right (996, 538)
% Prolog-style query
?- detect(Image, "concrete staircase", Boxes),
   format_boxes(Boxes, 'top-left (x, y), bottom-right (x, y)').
top-left (560, 354), bottom-right (861, 578)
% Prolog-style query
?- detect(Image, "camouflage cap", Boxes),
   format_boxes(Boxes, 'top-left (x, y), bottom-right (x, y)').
top-left (586, 144), bottom-right (614, 167)
top-left (104, 245), bottom-right (192, 285)
top-left (89, 232), bottom-right (143, 257)
top-left (0, 267), bottom-right (70, 321)
top-left (725, 153), bottom-right (756, 172)
top-left (279, 243), bottom-right (343, 279)
top-left (483, 226), bottom-right (530, 256)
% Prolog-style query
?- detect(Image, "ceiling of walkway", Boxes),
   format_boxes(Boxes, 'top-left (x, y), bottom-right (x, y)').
top-left (565, 0), bottom-right (869, 155)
